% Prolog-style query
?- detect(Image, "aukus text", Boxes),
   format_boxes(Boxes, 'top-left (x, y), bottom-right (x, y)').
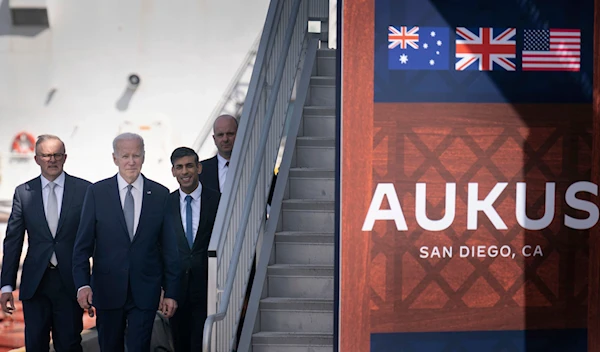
top-left (361, 182), bottom-right (598, 231)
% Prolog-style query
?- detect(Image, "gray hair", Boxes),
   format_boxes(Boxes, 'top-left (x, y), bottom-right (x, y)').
top-left (36, 134), bottom-right (66, 154)
top-left (112, 132), bottom-right (145, 155)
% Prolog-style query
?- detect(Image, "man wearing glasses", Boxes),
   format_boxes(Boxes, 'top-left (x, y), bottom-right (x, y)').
top-left (0, 134), bottom-right (91, 351)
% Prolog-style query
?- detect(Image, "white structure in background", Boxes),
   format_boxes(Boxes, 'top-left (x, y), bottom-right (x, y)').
top-left (0, 0), bottom-right (270, 204)
top-left (329, 0), bottom-right (336, 48)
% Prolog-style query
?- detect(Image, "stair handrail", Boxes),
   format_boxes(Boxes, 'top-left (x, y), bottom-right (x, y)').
top-left (191, 34), bottom-right (260, 158)
top-left (201, 0), bottom-right (326, 351)
top-left (236, 36), bottom-right (320, 351)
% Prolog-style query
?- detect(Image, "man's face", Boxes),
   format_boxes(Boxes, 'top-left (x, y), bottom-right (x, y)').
top-left (213, 117), bottom-right (237, 159)
top-left (34, 139), bottom-right (67, 181)
top-left (113, 138), bottom-right (145, 183)
top-left (171, 155), bottom-right (201, 194)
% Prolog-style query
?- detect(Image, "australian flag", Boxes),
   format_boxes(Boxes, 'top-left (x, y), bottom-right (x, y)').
top-left (388, 26), bottom-right (450, 70)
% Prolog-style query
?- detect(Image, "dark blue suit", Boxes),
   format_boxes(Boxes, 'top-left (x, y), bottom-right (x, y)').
top-left (71, 174), bottom-right (180, 352)
top-left (199, 155), bottom-right (220, 192)
top-left (1, 173), bottom-right (91, 351)
top-left (168, 187), bottom-right (219, 351)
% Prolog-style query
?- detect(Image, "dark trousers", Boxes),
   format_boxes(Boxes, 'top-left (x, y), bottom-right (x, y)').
top-left (22, 266), bottom-right (83, 352)
top-left (169, 282), bottom-right (207, 352)
top-left (95, 286), bottom-right (156, 352)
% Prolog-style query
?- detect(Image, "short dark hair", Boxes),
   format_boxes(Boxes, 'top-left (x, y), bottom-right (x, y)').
top-left (170, 147), bottom-right (199, 166)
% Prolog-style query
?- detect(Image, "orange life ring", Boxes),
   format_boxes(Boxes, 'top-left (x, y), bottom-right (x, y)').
top-left (11, 132), bottom-right (36, 153)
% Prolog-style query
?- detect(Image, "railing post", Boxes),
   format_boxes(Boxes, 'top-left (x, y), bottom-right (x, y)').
top-left (206, 256), bottom-right (218, 352)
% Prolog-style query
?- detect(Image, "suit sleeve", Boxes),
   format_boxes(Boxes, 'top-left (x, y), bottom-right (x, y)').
top-left (160, 196), bottom-right (181, 301)
top-left (72, 186), bottom-right (96, 290)
top-left (0, 188), bottom-right (26, 289)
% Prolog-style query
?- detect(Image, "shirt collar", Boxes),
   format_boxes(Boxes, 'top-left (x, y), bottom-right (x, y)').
top-left (116, 173), bottom-right (143, 191)
top-left (178, 182), bottom-right (202, 201)
top-left (41, 172), bottom-right (66, 189)
top-left (217, 154), bottom-right (229, 170)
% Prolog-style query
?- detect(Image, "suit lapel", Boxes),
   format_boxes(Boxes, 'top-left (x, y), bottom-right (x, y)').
top-left (192, 188), bottom-right (213, 250)
top-left (211, 156), bottom-right (220, 192)
top-left (109, 175), bottom-right (130, 240)
top-left (56, 174), bottom-right (73, 236)
top-left (132, 176), bottom-right (151, 243)
top-left (29, 177), bottom-right (54, 240)
top-left (171, 192), bottom-right (190, 251)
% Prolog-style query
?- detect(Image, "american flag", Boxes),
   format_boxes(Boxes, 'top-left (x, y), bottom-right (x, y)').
top-left (522, 29), bottom-right (581, 71)
top-left (455, 27), bottom-right (516, 71)
top-left (388, 26), bottom-right (419, 50)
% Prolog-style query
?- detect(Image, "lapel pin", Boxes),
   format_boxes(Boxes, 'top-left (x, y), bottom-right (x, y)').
top-left (147, 190), bottom-right (152, 195)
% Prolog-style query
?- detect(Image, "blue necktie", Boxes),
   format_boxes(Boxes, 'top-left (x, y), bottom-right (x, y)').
top-left (185, 195), bottom-right (193, 248)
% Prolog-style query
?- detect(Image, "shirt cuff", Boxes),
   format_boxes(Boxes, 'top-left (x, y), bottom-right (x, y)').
top-left (1, 285), bottom-right (14, 294)
top-left (77, 285), bottom-right (91, 293)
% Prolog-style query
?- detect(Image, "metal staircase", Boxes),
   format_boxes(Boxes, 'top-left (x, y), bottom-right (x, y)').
top-left (245, 48), bottom-right (336, 352)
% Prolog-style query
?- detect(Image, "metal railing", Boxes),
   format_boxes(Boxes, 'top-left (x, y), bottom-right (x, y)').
top-left (202, 0), bottom-right (328, 351)
top-left (192, 35), bottom-right (260, 160)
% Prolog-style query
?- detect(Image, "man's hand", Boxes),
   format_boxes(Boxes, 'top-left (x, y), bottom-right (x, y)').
top-left (0, 292), bottom-right (15, 315)
top-left (77, 287), bottom-right (93, 310)
top-left (160, 298), bottom-right (178, 318)
top-left (77, 287), bottom-right (95, 317)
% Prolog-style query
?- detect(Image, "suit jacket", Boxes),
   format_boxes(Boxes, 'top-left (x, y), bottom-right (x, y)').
top-left (169, 186), bottom-right (219, 304)
top-left (199, 155), bottom-right (220, 193)
top-left (0, 173), bottom-right (91, 301)
top-left (71, 174), bottom-right (180, 310)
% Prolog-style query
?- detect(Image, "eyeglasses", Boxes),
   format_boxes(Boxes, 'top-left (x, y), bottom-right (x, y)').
top-left (38, 153), bottom-right (65, 161)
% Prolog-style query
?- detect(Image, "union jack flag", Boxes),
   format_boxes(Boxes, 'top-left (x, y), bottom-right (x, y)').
top-left (388, 26), bottom-right (419, 50)
top-left (455, 27), bottom-right (516, 71)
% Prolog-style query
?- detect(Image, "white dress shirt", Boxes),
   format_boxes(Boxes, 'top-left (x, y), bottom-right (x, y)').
top-left (217, 154), bottom-right (229, 192)
top-left (116, 173), bottom-right (143, 235)
top-left (179, 183), bottom-right (202, 242)
top-left (1, 172), bottom-right (65, 294)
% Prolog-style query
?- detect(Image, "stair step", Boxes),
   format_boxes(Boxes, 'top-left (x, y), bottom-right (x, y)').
top-left (302, 113), bottom-right (335, 138)
top-left (303, 106), bottom-right (334, 117)
top-left (260, 298), bottom-right (334, 333)
top-left (288, 169), bottom-right (334, 200)
top-left (294, 137), bottom-right (335, 169)
top-left (275, 231), bottom-right (334, 244)
top-left (275, 232), bottom-right (335, 264)
top-left (317, 49), bottom-right (336, 58)
top-left (316, 56), bottom-right (336, 77)
top-left (268, 264), bottom-right (333, 299)
top-left (252, 332), bottom-right (333, 352)
top-left (308, 76), bottom-right (335, 106)
top-left (282, 199), bottom-right (334, 211)
top-left (281, 200), bottom-right (334, 232)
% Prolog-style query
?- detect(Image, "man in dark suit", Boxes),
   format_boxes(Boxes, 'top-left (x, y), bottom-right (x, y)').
top-left (0, 134), bottom-right (91, 351)
top-left (199, 114), bottom-right (238, 193)
top-left (71, 132), bottom-right (180, 352)
top-left (168, 147), bottom-right (220, 351)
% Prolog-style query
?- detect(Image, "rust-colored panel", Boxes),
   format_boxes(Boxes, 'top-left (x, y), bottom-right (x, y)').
top-left (340, 0), bottom-right (375, 350)
top-left (369, 103), bottom-right (591, 333)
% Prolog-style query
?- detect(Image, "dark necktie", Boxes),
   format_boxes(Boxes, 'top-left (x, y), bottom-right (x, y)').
top-left (124, 184), bottom-right (135, 240)
top-left (185, 195), bottom-right (193, 248)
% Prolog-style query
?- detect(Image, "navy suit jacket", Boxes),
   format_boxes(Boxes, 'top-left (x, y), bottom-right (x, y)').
top-left (199, 155), bottom-right (220, 193)
top-left (72, 174), bottom-right (180, 310)
top-left (169, 186), bottom-right (219, 303)
top-left (1, 173), bottom-right (91, 301)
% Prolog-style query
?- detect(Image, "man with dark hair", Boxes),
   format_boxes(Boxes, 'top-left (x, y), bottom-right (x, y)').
top-left (168, 146), bottom-right (220, 351)
top-left (1, 134), bottom-right (91, 351)
top-left (72, 133), bottom-right (180, 352)
top-left (199, 114), bottom-right (238, 193)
